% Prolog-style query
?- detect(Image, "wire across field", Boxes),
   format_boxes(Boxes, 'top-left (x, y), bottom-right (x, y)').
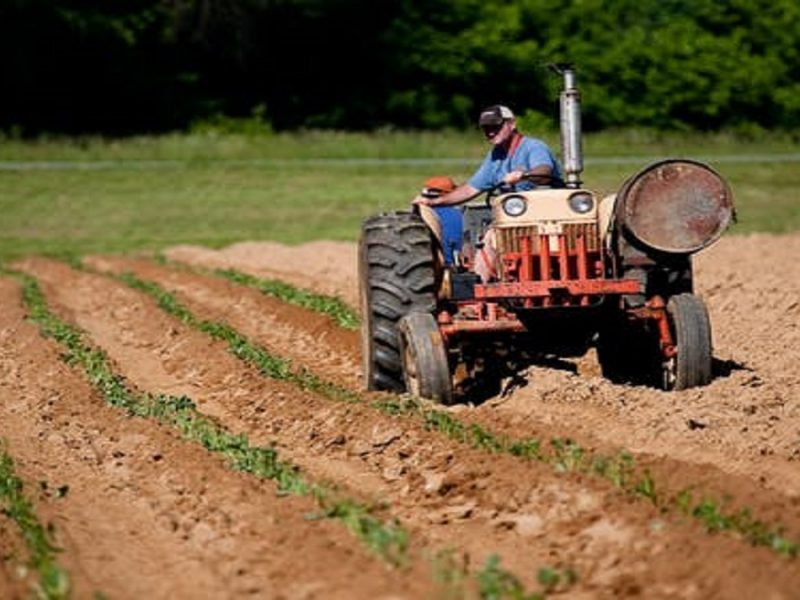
top-left (0, 131), bottom-right (798, 262)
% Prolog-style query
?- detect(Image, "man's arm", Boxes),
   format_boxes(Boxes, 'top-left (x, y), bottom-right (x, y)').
top-left (503, 164), bottom-right (553, 186)
top-left (412, 183), bottom-right (480, 207)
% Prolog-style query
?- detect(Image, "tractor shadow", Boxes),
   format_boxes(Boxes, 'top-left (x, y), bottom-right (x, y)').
top-left (455, 353), bottom-right (577, 405)
top-left (712, 357), bottom-right (750, 378)
top-left (458, 355), bottom-right (750, 405)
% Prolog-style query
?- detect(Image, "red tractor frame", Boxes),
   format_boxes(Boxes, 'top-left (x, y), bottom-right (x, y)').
top-left (359, 66), bottom-right (734, 403)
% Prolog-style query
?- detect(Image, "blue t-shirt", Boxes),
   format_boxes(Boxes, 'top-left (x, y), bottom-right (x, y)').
top-left (468, 135), bottom-right (562, 192)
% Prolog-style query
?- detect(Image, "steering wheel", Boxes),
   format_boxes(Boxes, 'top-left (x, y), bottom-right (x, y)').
top-left (522, 171), bottom-right (564, 187)
top-left (481, 170), bottom-right (565, 207)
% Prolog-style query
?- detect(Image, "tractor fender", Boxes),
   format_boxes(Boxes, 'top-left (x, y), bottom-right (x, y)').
top-left (416, 205), bottom-right (446, 268)
top-left (598, 193), bottom-right (618, 249)
top-left (419, 205), bottom-right (464, 267)
top-left (416, 204), bottom-right (444, 245)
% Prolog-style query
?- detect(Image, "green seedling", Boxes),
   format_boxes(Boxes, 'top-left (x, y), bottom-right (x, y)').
top-left (18, 272), bottom-right (409, 567)
top-left (116, 271), bottom-right (360, 404)
top-left (0, 442), bottom-right (71, 600)
top-left (215, 267), bottom-right (359, 331)
top-left (107, 267), bottom-right (800, 560)
top-left (150, 257), bottom-right (359, 330)
top-left (19, 267), bottom-right (562, 592)
top-left (536, 566), bottom-right (578, 594)
top-left (477, 555), bottom-right (578, 600)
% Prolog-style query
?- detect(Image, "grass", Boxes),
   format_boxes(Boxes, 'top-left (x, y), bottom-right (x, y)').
top-left (0, 130), bottom-right (797, 262)
top-left (0, 441), bottom-right (71, 600)
top-left (110, 266), bottom-right (800, 559)
top-left (1, 127), bottom-right (798, 161)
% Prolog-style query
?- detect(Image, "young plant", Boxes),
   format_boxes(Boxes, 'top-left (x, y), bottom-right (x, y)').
top-left (18, 272), bottom-right (409, 567)
top-left (0, 442), bottom-right (71, 600)
top-left (105, 267), bottom-right (800, 560)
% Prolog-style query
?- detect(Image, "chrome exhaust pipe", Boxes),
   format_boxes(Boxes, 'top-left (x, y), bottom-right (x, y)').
top-left (550, 64), bottom-right (583, 188)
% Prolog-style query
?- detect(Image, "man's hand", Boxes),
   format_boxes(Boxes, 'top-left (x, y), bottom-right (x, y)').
top-left (412, 183), bottom-right (480, 207)
top-left (412, 194), bottom-right (434, 206)
top-left (503, 170), bottom-right (525, 185)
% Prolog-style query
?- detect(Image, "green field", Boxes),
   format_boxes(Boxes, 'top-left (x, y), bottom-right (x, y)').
top-left (1, 130), bottom-right (798, 262)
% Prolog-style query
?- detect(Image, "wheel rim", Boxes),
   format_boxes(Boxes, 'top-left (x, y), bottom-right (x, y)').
top-left (662, 355), bottom-right (676, 390)
top-left (403, 342), bottom-right (421, 397)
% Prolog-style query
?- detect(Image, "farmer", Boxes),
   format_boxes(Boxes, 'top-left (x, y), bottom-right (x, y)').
top-left (413, 104), bottom-right (561, 281)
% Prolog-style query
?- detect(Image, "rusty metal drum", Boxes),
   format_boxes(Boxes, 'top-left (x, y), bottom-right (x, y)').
top-left (616, 160), bottom-right (734, 254)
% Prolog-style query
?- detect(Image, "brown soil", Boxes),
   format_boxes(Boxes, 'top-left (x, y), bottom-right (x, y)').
top-left (3, 232), bottom-right (798, 597)
top-left (0, 276), bottom-right (433, 599)
top-left (0, 512), bottom-right (30, 600)
top-left (166, 241), bottom-right (360, 308)
top-left (163, 235), bottom-right (800, 499)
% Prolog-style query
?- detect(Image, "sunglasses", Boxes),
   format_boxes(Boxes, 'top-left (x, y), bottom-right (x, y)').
top-left (481, 123), bottom-right (503, 138)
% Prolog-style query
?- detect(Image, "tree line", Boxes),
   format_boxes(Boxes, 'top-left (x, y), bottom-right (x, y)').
top-left (2, 0), bottom-right (799, 135)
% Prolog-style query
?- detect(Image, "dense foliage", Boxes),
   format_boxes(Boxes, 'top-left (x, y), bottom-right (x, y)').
top-left (3, 0), bottom-right (799, 134)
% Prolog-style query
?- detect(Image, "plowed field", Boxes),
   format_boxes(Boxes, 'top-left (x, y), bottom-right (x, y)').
top-left (2, 232), bottom-right (799, 598)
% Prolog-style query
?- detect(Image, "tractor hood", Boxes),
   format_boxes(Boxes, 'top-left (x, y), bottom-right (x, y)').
top-left (490, 188), bottom-right (598, 227)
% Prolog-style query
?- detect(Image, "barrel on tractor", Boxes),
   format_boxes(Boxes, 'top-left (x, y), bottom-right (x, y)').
top-left (359, 65), bottom-right (734, 403)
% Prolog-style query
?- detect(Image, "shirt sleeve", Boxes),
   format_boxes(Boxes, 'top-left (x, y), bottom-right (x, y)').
top-left (467, 151), bottom-right (496, 191)
top-left (512, 139), bottom-right (558, 172)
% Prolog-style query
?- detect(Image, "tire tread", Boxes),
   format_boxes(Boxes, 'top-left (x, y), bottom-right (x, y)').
top-left (360, 212), bottom-right (436, 392)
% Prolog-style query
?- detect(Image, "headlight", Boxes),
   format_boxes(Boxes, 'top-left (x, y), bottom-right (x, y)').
top-left (568, 192), bottom-right (594, 214)
top-left (502, 195), bottom-right (527, 217)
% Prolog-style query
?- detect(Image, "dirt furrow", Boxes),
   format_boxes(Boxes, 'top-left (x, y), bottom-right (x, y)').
top-left (166, 241), bottom-right (360, 309)
top-left (25, 257), bottom-right (800, 597)
top-left (0, 275), bottom-right (431, 599)
top-left (93, 255), bottom-right (800, 535)
top-left (88, 255), bottom-right (362, 390)
top-left (163, 236), bottom-right (800, 500)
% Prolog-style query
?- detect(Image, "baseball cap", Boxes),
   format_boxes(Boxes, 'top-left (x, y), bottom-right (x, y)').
top-left (478, 105), bottom-right (515, 126)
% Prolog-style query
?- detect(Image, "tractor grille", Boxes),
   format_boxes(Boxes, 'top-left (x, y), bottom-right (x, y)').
top-left (496, 223), bottom-right (600, 255)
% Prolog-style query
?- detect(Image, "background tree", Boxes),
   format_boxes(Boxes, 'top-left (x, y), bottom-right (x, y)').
top-left (1, 0), bottom-right (798, 134)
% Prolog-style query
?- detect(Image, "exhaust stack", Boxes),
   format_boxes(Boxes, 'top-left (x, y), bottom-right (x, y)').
top-left (550, 64), bottom-right (583, 188)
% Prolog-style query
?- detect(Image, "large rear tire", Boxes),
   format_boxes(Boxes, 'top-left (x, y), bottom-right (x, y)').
top-left (662, 293), bottom-right (712, 390)
top-left (398, 313), bottom-right (453, 404)
top-left (359, 212), bottom-right (437, 392)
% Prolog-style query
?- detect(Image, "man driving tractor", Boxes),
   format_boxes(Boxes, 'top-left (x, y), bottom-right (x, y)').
top-left (361, 67), bottom-right (732, 402)
top-left (413, 104), bottom-right (562, 282)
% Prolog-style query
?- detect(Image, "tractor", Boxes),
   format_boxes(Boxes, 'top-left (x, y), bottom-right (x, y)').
top-left (359, 65), bottom-right (734, 403)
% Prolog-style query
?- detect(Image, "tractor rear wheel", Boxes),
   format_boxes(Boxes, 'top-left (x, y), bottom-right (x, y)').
top-left (359, 212), bottom-right (437, 393)
top-left (398, 312), bottom-right (453, 404)
top-left (662, 293), bottom-right (712, 390)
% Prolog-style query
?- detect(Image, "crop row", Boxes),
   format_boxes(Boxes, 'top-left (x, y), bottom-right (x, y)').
top-left (127, 260), bottom-right (799, 559)
top-left (12, 270), bottom-right (567, 599)
top-left (155, 254), bottom-right (360, 331)
top-left (0, 441), bottom-right (70, 599)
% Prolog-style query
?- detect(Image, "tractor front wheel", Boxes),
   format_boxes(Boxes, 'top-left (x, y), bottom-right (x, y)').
top-left (398, 312), bottom-right (453, 404)
top-left (662, 293), bottom-right (713, 390)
